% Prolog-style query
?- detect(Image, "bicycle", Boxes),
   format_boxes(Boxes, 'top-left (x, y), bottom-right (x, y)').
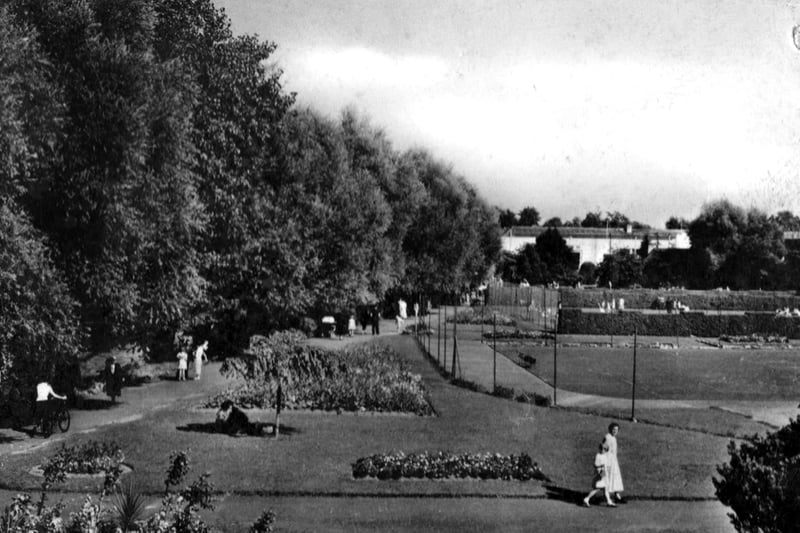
top-left (36, 399), bottom-right (71, 438)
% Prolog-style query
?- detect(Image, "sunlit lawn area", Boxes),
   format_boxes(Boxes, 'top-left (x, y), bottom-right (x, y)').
top-left (0, 337), bottom-right (737, 505)
top-left (506, 344), bottom-right (800, 401)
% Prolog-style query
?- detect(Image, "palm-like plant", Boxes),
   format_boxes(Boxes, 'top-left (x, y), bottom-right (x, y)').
top-left (110, 482), bottom-right (146, 532)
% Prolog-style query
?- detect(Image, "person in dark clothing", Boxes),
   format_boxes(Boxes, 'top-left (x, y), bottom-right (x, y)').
top-left (104, 357), bottom-right (123, 403)
top-left (215, 400), bottom-right (262, 436)
top-left (371, 305), bottom-right (381, 335)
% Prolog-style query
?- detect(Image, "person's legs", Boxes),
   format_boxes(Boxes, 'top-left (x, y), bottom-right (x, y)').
top-left (604, 487), bottom-right (615, 506)
top-left (583, 489), bottom-right (600, 506)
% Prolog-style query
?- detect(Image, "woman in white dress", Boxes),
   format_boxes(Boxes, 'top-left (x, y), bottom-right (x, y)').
top-left (193, 341), bottom-right (209, 380)
top-left (603, 423), bottom-right (625, 502)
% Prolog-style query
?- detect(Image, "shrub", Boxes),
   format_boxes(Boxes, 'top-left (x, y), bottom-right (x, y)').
top-left (492, 385), bottom-right (515, 399)
top-left (352, 451), bottom-right (550, 482)
top-left (44, 441), bottom-right (124, 476)
top-left (209, 338), bottom-right (433, 415)
top-left (449, 308), bottom-right (516, 326)
top-left (714, 416), bottom-right (800, 532)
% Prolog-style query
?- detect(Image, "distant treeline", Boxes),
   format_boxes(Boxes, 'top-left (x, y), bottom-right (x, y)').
top-left (0, 0), bottom-right (501, 387)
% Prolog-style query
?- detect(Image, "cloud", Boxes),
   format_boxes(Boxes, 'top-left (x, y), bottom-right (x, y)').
top-left (294, 46), bottom-right (449, 89)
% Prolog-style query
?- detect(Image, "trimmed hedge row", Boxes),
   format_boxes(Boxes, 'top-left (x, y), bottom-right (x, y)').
top-left (560, 288), bottom-right (800, 312)
top-left (558, 308), bottom-right (800, 337)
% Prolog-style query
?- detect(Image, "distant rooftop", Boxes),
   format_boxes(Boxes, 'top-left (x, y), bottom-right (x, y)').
top-left (502, 226), bottom-right (687, 240)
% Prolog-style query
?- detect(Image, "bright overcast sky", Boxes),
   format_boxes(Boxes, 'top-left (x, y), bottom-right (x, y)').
top-left (215, 0), bottom-right (800, 227)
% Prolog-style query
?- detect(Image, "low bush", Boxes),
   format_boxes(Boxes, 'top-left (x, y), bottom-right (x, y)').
top-left (483, 328), bottom-right (553, 340)
top-left (352, 451), bottom-right (550, 481)
top-left (207, 340), bottom-right (433, 415)
top-left (449, 308), bottom-right (516, 326)
top-left (714, 416), bottom-right (800, 532)
top-left (719, 334), bottom-right (788, 345)
top-left (558, 308), bottom-right (800, 337)
top-left (492, 385), bottom-right (515, 399)
top-left (44, 441), bottom-right (124, 476)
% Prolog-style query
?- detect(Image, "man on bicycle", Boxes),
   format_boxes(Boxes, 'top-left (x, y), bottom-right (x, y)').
top-left (35, 381), bottom-right (67, 426)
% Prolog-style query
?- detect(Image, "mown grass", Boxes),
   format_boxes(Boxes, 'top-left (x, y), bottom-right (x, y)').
top-left (506, 344), bottom-right (800, 400)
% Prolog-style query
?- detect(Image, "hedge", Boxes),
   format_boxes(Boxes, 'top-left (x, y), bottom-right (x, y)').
top-left (558, 308), bottom-right (800, 337)
top-left (559, 288), bottom-right (800, 312)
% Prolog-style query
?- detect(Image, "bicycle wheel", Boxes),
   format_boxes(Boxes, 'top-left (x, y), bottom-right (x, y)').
top-left (39, 416), bottom-right (53, 438)
top-left (57, 408), bottom-right (70, 432)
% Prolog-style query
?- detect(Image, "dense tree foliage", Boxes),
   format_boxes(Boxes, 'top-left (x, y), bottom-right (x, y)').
top-left (497, 208), bottom-right (517, 229)
top-left (0, 0), bottom-right (502, 378)
top-left (596, 250), bottom-right (643, 288)
top-left (688, 200), bottom-right (785, 289)
top-left (518, 206), bottom-right (540, 226)
top-left (714, 416), bottom-right (800, 533)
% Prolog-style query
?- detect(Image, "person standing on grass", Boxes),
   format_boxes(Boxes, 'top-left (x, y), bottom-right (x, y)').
top-left (396, 298), bottom-right (407, 333)
top-left (371, 304), bottom-right (381, 335)
top-left (104, 357), bottom-right (123, 403)
top-left (348, 314), bottom-right (356, 337)
top-left (603, 422), bottom-right (625, 502)
top-left (583, 442), bottom-right (615, 507)
top-left (176, 347), bottom-right (188, 381)
top-left (194, 340), bottom-right (209, 380)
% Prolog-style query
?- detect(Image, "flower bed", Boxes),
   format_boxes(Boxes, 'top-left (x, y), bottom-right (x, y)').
top-left (720, 334), bottom-right (788, 345)
top-left (206, 342), bottom-right (433, 415)
top-left (43, 441), bottom-right (124, 475)
top-left (448, 308), bottom-right (516, 326)
top-left (352, 451), bottom-right (549, 481)
top-left (483, 328), bottom-right (553, 340)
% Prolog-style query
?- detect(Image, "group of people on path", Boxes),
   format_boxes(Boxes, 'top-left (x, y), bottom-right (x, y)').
top-left (176, 340), bottom-right (209, 381)
top-left (583, 423), bottom-right (625, 507)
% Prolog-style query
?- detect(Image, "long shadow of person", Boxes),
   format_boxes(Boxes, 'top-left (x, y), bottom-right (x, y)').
top-left (176, 422), bottom-right (299, 437)
top-left (544, 485), bottom-right (590, 507)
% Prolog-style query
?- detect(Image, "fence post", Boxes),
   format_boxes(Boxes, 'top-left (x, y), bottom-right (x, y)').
top-left (481, 300), bottom-right (485, 344)
top-left (493, 313), bottom-right (497, 392)
top-left (631, 326), bottom-right (638, 423)
top-left (443, 305), bottom-right (448, 373)
top-left (437, 303), bottom-right (441, 366)
top-left (553, 310), bottom-right (558, 407)
top-left (451, 314), bottom-right (457, 379)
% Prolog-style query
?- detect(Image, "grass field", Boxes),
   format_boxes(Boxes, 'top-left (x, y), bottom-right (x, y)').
top-left (502, 344), bottom-right (800, 401)
top-left (0, 336), bottom-right (737, 506)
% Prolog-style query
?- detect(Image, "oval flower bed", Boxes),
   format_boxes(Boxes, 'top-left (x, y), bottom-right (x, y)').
top-left (33, 441), bottom-right (126, 478)
top-left (352, 451), bottom-right (550, 481)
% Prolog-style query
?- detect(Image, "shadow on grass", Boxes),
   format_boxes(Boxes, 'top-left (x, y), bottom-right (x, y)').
top-left (75, 398), bottom-right (117, 411)
top-left (0, 433), bottom-right (24, 444)
top-left (544, 485), bottom-right (588, 507)
top-left (176, 422), bottom-right (299, 437)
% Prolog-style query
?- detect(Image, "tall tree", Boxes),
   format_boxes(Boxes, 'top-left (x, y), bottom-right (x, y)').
top-left (518, 206), bottom-right (540, 226)
top-left (597, 250), bottom-right (643, 288)
top-left (498, 208), bottom-right (518, 228)
top-left (534, 228), bottom-right (578, 283)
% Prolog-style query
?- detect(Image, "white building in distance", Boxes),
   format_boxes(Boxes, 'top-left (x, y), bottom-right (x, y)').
top-left (501, 226), bottom-right (691, 266)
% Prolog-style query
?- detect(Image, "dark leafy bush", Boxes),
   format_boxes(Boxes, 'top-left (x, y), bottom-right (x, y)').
top-left (558, 308), bottom-right (800, 337)
top-left (450, 308), bottom-right (516, 326)
top-left (44, 441), bottom-right (124, 476)
top-left (209, 336), bottom-right (433, 415)
top-left (492, 385), bottom-right (515, 399)
top-left (483, 328), bottom-right (553, 340)
top-left (714, 416), bottom-right (800, 532)
top-left (352, 451), bottom-right (550, 482)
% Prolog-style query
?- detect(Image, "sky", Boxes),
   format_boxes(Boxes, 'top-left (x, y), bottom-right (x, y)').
top-left (214, 0), bottom-right (800, 227)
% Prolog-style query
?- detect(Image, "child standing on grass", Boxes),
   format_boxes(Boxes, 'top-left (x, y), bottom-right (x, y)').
top-left (347, 314), bottom-right (356, 336)
top-left (583, 442), bottom-right (616, 507)
top-left (176, 348), bottom-right (188, 381)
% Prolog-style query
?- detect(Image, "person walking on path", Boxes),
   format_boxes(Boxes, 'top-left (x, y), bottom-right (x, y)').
top-left (371, 305), bottom-right (381, 335)
top-left (193, 341), bottom-right (209, 380)
top-left (104, 357), bottom-right (123, 403)
top-left (583, 442), bottom-right (616, 507)
top-left (603, 423), bottom-right (625, 503)
top-left (396, 298), bottom-right (407, 333)
top-left (176, 348), bottom-right (188, 381)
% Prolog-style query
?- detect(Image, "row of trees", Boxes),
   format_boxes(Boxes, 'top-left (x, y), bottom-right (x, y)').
top-left (0, 0), bottom-right (501, 389)
top-left (498, 200), bottom-right (800, 290)
top-left (498, 207), bottom-right (648, 230)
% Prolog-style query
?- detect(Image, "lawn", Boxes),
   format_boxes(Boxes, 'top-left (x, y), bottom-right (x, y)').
top-left (0, 337), bottom-right (735, 504)
top-left (504, 344), bottom-right (800, 401)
